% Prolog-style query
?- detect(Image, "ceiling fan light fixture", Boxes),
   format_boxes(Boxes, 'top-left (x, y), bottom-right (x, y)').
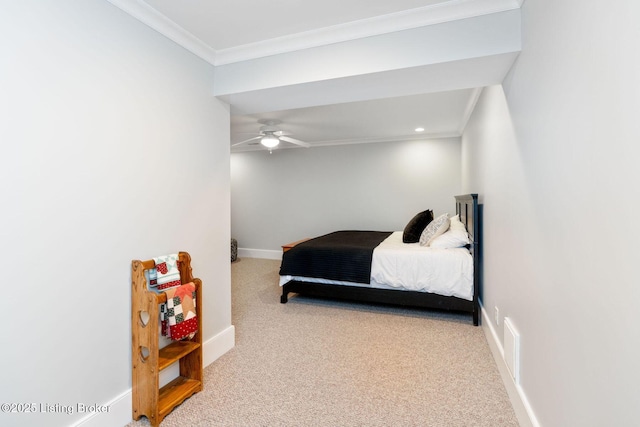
top-left (261, 134), bottom-right (280, 148)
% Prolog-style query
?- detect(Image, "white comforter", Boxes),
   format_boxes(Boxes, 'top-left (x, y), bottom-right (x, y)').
top-left (370, 231), bottom-right (473, 300)
top-left (279, 231), bottom-right (474, 301)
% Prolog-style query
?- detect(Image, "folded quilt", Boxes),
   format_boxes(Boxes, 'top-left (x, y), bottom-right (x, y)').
top-left (150, 254), bottom-right (182, 290)
top-left (160, 282), bottom-right (198, 341)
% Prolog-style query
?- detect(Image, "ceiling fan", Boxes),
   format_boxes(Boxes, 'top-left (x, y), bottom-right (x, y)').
top-left (232, 119), bottom-right (310, 153)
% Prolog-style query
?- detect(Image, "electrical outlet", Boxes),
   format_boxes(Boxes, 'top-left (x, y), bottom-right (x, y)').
top-left (494, 306), bottom-right (500, 325)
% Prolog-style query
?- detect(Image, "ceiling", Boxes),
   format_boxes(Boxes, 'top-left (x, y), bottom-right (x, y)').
top-left (142, 0), bottom-right (459, 51)
top-left (110, 0), bottom-right (520, 151)
top-left (231, 89), bottom-right (481, 150)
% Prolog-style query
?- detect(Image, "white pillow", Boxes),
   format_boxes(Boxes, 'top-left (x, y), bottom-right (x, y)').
top-left (419, 213), bottom-right (450, 246)
top-left (429, 214), bottom-right (470, 248)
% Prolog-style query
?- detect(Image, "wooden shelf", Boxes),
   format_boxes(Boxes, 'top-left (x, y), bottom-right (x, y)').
top-left (131, 252), bottom-right (203, 427)
top-left (158, 376), bottom-right (202, 419)
top-left (158, 341), bottom-right (201, 371)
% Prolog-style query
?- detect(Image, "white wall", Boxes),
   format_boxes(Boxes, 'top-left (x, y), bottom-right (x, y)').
top-left (0, 2), bottom-right (231, 427)
top-left (231, 138), bottom-right (461, 253)
top-left (462, 2), bottom-right (640, 426)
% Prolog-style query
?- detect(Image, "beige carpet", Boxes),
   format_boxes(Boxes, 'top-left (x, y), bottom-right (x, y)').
top-left (128, 258), bottom-right (518, 426)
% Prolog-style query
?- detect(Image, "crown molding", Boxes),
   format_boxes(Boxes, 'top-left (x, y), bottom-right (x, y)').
top-left (107, 0), bottom-right (520, 67)
top-left (231, 132), bottom-right (461, 153)
top-left (310, 132), bottom-right (461, 147)
top-left (215, 0), bottom-right (522, 65)
top-left (105, 0), bottom-right (217, 65)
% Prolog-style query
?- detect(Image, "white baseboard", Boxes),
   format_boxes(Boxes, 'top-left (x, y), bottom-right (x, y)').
top-left (203, 325), bottom-right (235, 367)
top-left (72, 325), bottom-right (235, 427)
top-left (480, 302), bottom-right (540, 427)
top-left (238, 247), bottom-right (281, 260)
top-left (70, 388), bottom-right (131, 427)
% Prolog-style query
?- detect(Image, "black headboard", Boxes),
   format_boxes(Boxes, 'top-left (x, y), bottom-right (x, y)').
top-left (455, 194), bottom-right (478, 245)
top-left (455, 194), bottom-right (480, 324)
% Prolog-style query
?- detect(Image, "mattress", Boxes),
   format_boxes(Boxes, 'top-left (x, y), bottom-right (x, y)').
top-left (279, 231), bottom-right (474, 301)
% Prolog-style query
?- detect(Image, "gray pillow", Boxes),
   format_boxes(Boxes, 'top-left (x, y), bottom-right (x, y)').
top-left (419, 213), bottom-right (450, 246)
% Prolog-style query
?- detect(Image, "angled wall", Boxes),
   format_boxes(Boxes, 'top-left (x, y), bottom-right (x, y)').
top-left (462, 1), bottom-right (640, 426)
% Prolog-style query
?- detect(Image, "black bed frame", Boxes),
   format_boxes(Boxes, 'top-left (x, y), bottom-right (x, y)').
top-left (280, 194), bottom-right (481, 325)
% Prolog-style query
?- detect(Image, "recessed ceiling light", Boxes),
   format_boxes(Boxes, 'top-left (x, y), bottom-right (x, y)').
top-left (415, 127), bottom-right (425, 132)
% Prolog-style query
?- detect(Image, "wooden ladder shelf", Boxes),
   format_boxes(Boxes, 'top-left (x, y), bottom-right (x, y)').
top-left (131, 252), bottom-right (203, 427)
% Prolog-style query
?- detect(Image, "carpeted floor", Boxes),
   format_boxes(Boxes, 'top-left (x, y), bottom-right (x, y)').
top-left (127, 257), bottom-right (518, 426)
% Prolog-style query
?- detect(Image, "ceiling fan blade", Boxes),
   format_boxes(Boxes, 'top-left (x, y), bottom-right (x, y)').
top-left (280, 136), bottom-right (310, 148)
top-left (232, 136), bottom-right (261, 147)
top-left (274, 130), bottom-right (293, 137)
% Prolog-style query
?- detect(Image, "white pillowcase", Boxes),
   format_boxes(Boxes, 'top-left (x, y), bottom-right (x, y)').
top-left (429, 214), bottom-right (470, 249)
top-left (419, 213), bottom-right (450, 246)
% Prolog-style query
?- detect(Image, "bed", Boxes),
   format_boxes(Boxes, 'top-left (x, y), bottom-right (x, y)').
top-left (279, 194), bottom-right (480, 325)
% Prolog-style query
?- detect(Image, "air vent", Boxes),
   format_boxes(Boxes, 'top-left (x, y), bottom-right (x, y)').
top-left (503, 317), bottom-right (520, 384)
